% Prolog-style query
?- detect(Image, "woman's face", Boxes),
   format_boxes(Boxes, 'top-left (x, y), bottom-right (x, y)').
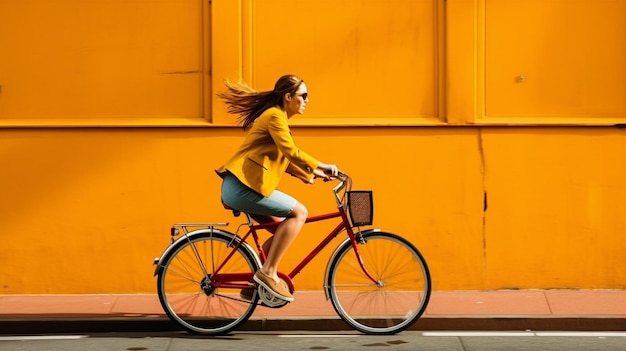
top-left (284, 82), bottom-right (309, 117)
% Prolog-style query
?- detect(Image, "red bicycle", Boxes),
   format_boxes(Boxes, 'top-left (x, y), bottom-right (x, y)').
top-left (154, 173), bottom-right (431, 335)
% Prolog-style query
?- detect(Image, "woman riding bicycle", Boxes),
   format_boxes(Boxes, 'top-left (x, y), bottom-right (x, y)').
top-left (215, 74), bottom-right (339, 302)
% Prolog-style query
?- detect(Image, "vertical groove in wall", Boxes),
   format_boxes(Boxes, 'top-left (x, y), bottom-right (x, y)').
top-left (477, 127), bottom-right (488, 287)
top-left (241, 0), bottom-right (253, 85)
top-left (204, 0), bottom-right (212, 122)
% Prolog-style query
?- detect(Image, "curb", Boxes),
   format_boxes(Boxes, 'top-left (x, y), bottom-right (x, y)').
top-left (2, 316), bottom-right (625, 335)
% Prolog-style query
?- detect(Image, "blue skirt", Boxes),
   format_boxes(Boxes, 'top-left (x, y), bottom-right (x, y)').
top-left (220, 171), bottom-right (296, 217)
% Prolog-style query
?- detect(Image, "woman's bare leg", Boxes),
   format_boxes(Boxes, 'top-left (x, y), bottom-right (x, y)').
top-left (249, 214), bottom-right (280, 257)
top-left (259, 202), bottom-right (307, 282)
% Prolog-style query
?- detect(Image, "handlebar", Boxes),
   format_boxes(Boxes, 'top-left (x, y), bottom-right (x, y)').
top-left (331, 172), bottom-right (351, 207)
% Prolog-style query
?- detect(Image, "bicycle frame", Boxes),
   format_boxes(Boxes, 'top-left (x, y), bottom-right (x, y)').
top-left (209, 193), bottom-right (379, 294)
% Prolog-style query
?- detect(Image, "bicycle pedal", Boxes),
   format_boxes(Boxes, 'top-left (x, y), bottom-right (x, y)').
top-left (257, 286), bottom-right (290, 308)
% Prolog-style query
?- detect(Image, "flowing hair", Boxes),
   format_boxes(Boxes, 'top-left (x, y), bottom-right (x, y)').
top-left (217, 75), bottom-right (304, 130)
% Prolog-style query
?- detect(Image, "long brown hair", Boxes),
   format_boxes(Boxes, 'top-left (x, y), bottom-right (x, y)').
top-left (217, 75), bottom-right (304, 130)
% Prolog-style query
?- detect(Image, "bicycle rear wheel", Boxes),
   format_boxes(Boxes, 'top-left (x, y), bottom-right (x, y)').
top-left (156, 231), bottom-right (260, 335)
top-left (326, 231), bottom-right (431, 335)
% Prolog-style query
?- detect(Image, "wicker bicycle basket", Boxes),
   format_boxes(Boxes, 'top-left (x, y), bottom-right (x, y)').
top-left (346, 190), bottom-right (373, 226)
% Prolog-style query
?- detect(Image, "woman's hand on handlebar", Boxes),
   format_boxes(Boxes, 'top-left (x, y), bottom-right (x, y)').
top-left (313, 167), bottom-right (332, 181)
top-left (315, 163), bottom-right (340, 181)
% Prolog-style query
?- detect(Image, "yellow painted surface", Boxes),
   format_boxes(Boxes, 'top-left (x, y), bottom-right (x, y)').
top-left (1, 127), bottom-right (625, 293)
top-left (211, 0), bottom-right (445, 125)
top-left (485, 0), bottom-right (626, 118)
top-left (0, 0), bottom-right (204, 119)
top-left (483, 128), bottom-right (626, 288)
top-left (0, 0), bottom-right (625, 294)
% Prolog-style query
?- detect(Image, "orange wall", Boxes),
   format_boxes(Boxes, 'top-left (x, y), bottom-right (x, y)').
top-left (1, 127), bottom-right (625, 293)
top-left (0, 0), bottom-right (625, 294)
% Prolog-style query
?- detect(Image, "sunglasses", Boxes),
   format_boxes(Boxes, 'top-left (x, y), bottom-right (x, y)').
top-left (296, 92), bottom-right (308, 100)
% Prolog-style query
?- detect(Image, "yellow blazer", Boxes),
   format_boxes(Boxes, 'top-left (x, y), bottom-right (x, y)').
top-left (216, 107), bottom-right (320, 197)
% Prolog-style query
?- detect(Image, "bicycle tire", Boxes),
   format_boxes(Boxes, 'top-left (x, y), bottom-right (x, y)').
top-left (326, 231), bottom-right (431, 335)
top-left (156, 230), bottom-right (260, 335)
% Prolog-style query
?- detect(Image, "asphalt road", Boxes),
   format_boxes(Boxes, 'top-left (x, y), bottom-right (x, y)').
top-left (1, 331), bottom-right (626, 351)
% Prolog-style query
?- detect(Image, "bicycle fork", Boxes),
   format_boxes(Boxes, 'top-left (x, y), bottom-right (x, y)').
top-left (348, 229), bottom-right (384, 287)
top-left (323, 228), bottom-right (383, 300)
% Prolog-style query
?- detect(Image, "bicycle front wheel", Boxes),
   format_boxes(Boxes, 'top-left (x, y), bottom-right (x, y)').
top-left (326, 231), bottom-right (431, 335)
top-left (156, 231), bottom-right (260, 335)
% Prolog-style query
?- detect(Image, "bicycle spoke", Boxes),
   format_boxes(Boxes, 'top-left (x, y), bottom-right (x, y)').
top-left (166, 256), bottom-right (203, 285)
top-left (187, 236), bottom-right (210, 279)
top-left (332, 284), bottom-right (378, 287)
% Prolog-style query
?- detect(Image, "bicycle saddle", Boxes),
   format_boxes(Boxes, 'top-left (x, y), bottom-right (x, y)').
top-left (221, 202), bottom-right (241, 217)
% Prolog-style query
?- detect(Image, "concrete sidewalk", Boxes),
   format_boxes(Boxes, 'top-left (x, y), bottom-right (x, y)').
top-left (1, 290), bottom-right (625, 334)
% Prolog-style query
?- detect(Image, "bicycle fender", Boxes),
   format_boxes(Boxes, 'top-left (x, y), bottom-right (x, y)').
top-left (152, 228), bottom-right (260, 276)
top-left (322, 228), bottom-right (381, 300)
